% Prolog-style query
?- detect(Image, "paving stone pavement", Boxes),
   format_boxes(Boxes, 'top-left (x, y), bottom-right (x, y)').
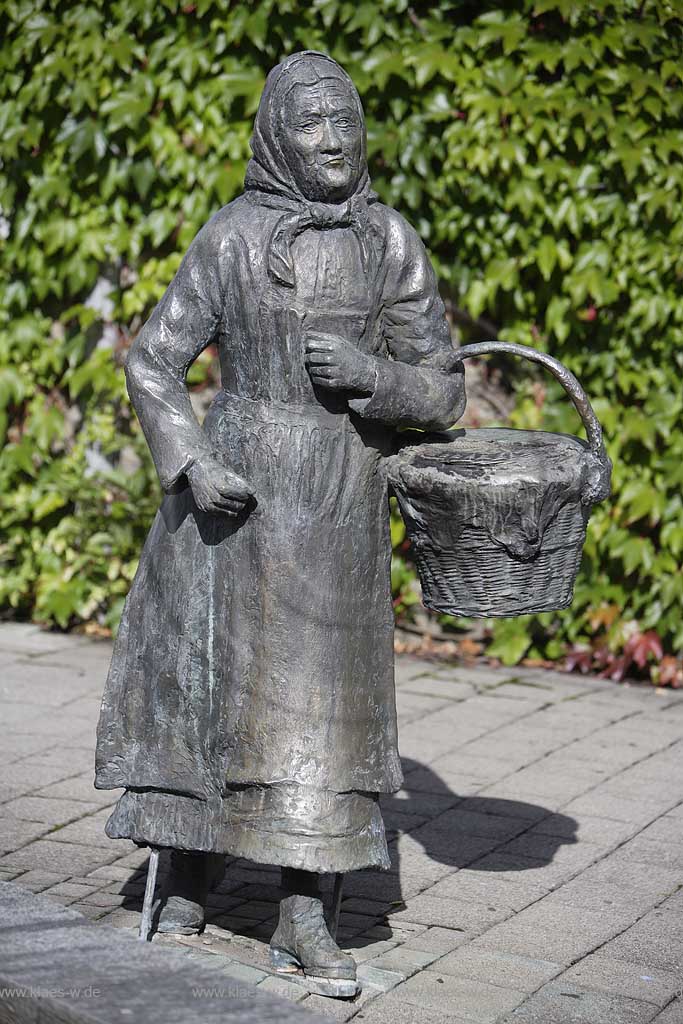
top-left (2, 621), bottom-right (683, 1023)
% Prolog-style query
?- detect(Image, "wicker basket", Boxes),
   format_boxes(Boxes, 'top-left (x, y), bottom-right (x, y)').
top-left (387, 342), bottom-right (611, 618)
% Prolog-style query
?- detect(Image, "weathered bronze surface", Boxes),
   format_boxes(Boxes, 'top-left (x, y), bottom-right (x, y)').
top-left (95, 51), bottom-right (466, 992)
top-left (95, 50), bottom-right (611, 996)
top-left (388, 340), bottom-right (612, 618)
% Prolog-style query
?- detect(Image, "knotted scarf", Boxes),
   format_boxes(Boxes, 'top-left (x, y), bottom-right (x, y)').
top-left (244, 52), bottom-right (378, 289)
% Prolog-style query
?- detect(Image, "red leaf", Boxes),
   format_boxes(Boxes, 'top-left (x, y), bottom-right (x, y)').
top-left (599, 654), bottom-right (630, 681)
top-left (657, 656), bottom-right (683, 688)
top-left (628, 630), bottom-right (663, 669)
top-left (565, 646), bottom-right (594, 673)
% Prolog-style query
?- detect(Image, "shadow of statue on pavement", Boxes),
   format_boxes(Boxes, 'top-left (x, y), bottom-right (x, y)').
top-left (119, 756), bottom-right (578, 948)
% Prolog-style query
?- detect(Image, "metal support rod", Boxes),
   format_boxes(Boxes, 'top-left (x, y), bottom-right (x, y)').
top-left (330, 872), bottom-right (344, 940)
top-left (138, 847), bottom-right (160, 942)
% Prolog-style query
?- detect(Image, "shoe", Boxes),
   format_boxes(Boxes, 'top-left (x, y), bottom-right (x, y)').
top-left (157, 851), bottom-right (225, 935)
top-left (269, 894), bottom-right (359, 999)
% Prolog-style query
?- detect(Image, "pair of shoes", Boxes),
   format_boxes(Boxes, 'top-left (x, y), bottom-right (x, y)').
top-left (269, 894), bottom-right (359, 999)
top-left (157, 850), bottom-right (225, 935)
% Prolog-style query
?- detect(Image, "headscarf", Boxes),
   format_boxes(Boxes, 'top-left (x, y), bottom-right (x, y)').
top-left (244, 51), bottom-right (378, 289)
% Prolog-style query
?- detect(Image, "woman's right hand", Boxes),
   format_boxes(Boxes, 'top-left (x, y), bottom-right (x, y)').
top-left (187, 456), bottom-right (253, 516)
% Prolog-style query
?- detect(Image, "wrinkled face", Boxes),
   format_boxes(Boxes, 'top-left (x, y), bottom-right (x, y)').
top-left (281, 80), bottom-right (363, 202)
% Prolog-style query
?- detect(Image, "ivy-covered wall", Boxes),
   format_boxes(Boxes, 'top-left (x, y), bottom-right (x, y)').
top-left (2, 1), bottom-right (682, 682)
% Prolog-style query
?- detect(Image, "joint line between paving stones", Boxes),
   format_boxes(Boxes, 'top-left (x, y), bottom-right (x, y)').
top-left (396, 702), bottom-right (644, 855)
top-left (401, 730), bottom-right (683, 898)
top-left (413, 692), bottom-right (642, 778)
top-left (0, 794), bottom-right (119, 861)
top-left (368, 787), bottom-right (683, 1024)
top-left (3, 741), bottom-right (71, 771)
top-left (380, 703), bottom-right (656, 917)
top-left (4, 642), bottom-right (680, 1022)
top-left (423, 788), bottom-right (683, 1023)
top-left (493, 804), bottom-right (683, 1024)
top-left (363, 719), bottom-right (683, 1019)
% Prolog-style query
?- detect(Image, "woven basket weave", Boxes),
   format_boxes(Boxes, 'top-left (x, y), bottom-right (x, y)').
top-left (388, 342), bottom-right (611, 619)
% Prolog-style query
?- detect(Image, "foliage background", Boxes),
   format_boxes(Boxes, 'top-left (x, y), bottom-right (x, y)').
top-left (2, 0), bottom-right (682, 682)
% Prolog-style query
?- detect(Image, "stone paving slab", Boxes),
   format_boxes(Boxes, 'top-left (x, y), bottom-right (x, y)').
top-left (0, 881), bottom-right (323, 1023)
top-left (505, 982), bottom-right (661, 1023)
top-left (2, 623), bottom-right (683, 1022)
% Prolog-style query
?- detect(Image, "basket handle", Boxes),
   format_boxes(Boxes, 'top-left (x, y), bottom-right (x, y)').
top-left (451, 340), bottom-right (605, 455)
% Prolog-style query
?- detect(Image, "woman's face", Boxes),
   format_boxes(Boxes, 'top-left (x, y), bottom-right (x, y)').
top-left (281, 79), bottom-right (363, 202)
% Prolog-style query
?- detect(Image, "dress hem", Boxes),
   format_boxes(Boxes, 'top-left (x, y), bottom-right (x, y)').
top-left (104, 785), bottom-right (392, 874)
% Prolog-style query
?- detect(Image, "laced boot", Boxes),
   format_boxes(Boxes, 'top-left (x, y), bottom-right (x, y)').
top-left (157, 850), bottom-right (225, 935)
top-left (269, 878), bottom-right (359, 999)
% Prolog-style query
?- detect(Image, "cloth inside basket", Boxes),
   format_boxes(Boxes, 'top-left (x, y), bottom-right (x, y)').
top-left (389, 427), bottom-right (609, 562)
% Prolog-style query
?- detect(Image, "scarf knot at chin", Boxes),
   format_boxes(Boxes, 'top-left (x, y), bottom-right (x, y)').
top-left (307, 199), bottom-right (356, 229)
top-left (267, 195), bottom-right (374, 289)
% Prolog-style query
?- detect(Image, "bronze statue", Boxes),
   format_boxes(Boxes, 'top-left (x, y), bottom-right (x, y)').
top-left (95, 51), bottom-right (466, 997)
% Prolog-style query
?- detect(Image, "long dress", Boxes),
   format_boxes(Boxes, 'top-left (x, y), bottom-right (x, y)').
top-left (95, 191), bottom-right (464, 873)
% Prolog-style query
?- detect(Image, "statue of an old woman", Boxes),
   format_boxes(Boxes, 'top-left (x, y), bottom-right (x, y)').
top-left (95, 51), bottom-right (465, 995)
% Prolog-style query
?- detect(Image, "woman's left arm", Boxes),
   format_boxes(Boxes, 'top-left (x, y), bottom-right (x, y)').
top-left (347, 213), bottom-right (466, 431)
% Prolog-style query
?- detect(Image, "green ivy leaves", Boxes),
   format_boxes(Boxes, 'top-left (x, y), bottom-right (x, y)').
top-left (1, 0), bottom-right (681, 673)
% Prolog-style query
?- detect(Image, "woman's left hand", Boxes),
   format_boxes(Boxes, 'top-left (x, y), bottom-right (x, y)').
top-left (305, 332), bottom-right (376, 393)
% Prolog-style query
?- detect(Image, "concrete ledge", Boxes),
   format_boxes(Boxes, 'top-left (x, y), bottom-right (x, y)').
top-left (0, 882), bottom-right (321, 1023)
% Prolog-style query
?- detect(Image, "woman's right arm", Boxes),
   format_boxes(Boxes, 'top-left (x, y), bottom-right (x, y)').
top-left (126, 215), bottom-right (251, 514)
